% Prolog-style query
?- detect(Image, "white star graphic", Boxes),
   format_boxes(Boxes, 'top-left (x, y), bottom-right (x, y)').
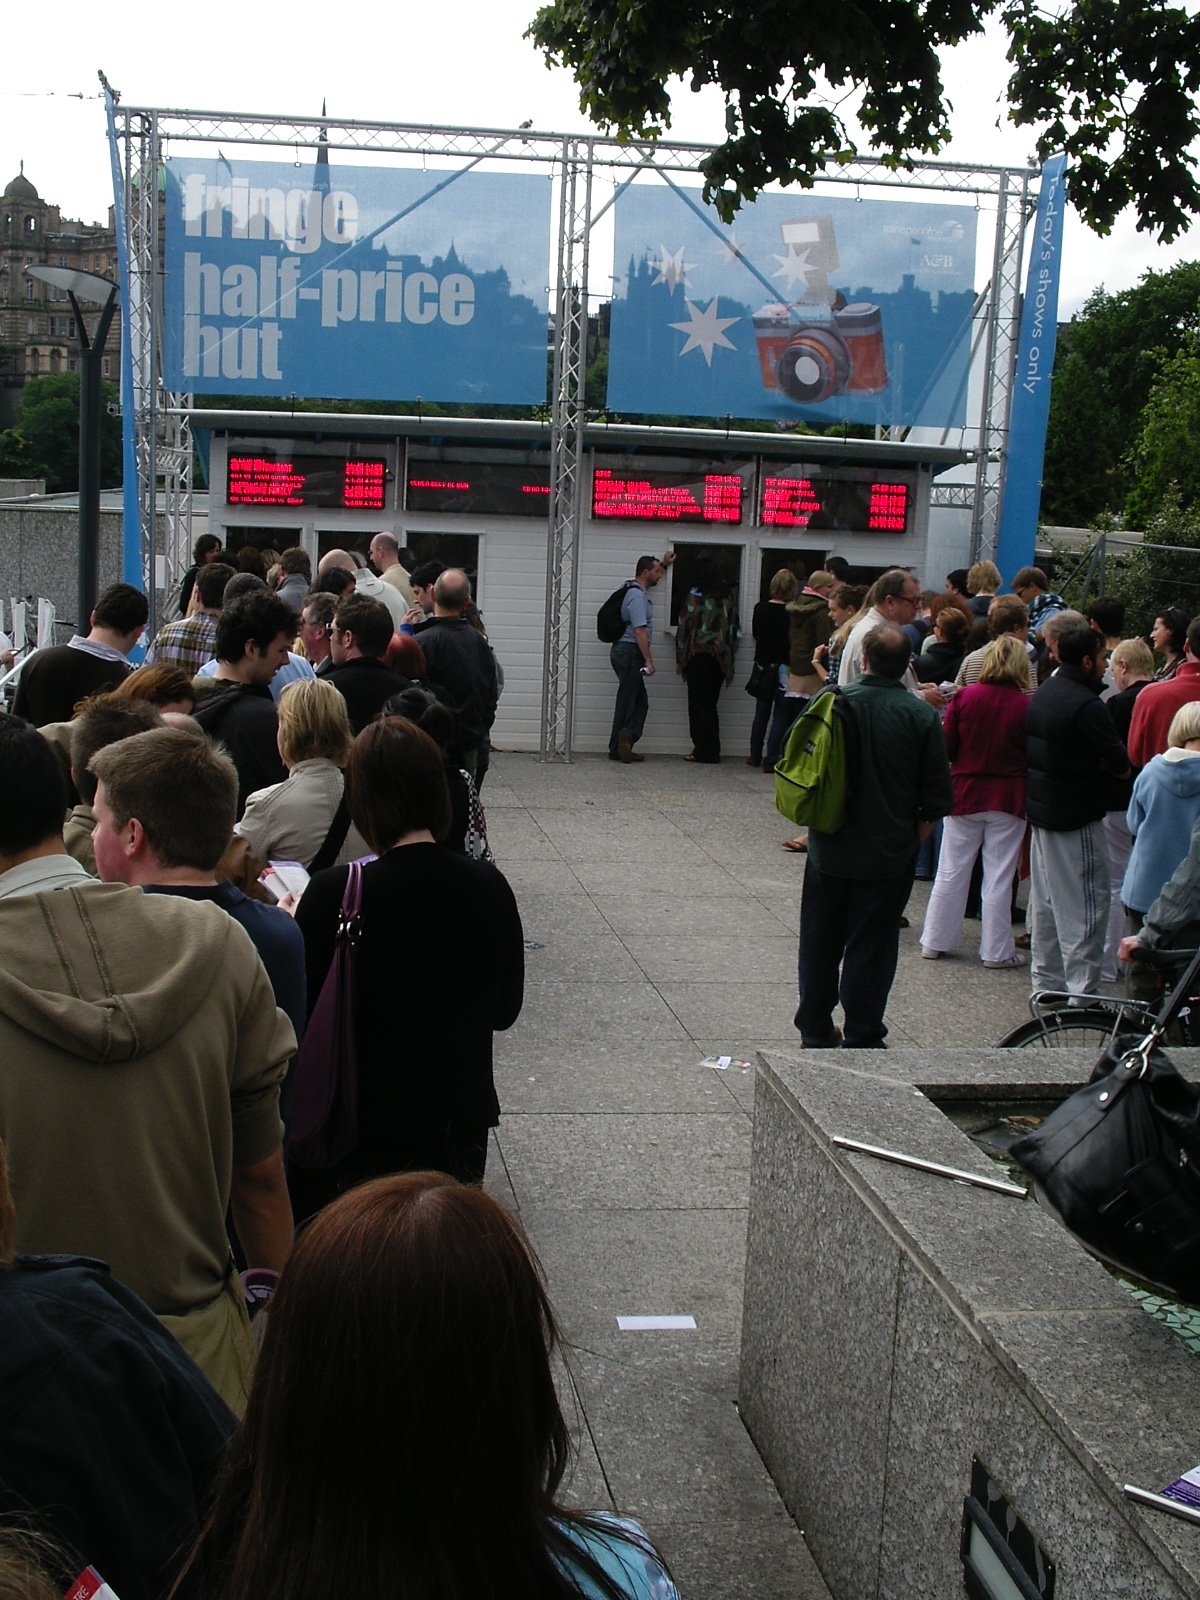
top-left (715, 234), bottom-right (746, 265)
top-left (669, 297), bottom-right (740, 366)
top-left (772, 247), bottom-right (814, 291)
top-left (651, 244), bottom-right (695, 293)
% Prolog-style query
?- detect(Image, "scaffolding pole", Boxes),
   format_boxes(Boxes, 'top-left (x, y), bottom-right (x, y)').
top-left (541, 139), bottom-right (592, 760)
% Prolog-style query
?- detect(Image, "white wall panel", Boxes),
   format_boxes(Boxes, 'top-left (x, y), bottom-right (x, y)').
top-left (474, 519), bottom-right (549, 753)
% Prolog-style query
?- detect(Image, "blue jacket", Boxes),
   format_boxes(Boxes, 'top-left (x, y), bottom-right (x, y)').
top-left (1123, 750), bottom-right (1200, 913)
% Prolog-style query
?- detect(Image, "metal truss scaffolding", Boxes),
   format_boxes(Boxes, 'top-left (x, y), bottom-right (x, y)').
top-left (969, 168), bottom-right (1033, 567)
top-left (541, 140), bottom-right (593, 761)
top-left (108, 102), bottom-right (1036, 757)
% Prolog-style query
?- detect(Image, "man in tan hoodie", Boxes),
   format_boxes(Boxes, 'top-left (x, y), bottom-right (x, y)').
top-left (0, 715), bottom-right (295, 1414)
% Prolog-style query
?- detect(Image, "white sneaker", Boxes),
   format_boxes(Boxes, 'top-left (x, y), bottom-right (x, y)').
top-left (983, 953), bottom-right (1027, 969)
top-left (920, 947), bottom-right (942, 959)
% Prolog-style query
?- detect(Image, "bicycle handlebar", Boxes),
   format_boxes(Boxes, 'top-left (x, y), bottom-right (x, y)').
top-left (1128, 947), bottom-right (1200, 970)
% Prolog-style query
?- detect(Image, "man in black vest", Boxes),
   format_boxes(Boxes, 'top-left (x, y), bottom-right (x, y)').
top-left (191, 593), bottom-right (293, 818)
top-left (414, 570), bottom-right (498, 777)
top-left (326, 594), bottom-right (413, 734)
top-left (1026, 623), bottom-right (1130, 995)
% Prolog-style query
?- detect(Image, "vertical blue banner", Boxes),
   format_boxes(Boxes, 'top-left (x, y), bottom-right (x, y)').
top-left (104, 88), bottom-right (142, 593)
top-left (995, 154), bottom-right (1068, 582)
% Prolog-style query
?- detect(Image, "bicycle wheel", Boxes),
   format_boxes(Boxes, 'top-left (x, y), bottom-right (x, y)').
top-left (996, 1008), bottom-right (1146, 1051)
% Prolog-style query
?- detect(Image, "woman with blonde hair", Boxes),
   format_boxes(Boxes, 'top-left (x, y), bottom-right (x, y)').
top-left (966, 559), bottom-right (1001, 617)
top-left (919, 634), bottom-right (1030, 966)
top-left (235, 678), bottom-right (370, 870)
top-left (1121, 700), bottom-right (1200, 939)
top-left (815, 583), bottom-right (869, 687)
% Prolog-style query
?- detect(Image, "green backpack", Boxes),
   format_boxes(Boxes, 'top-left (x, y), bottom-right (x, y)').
top-left (774, 688), bottom-right (852, 833)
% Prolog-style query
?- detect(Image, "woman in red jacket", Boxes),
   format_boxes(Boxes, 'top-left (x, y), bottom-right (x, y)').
top-left (919, 635), bottom-right (1030, 968)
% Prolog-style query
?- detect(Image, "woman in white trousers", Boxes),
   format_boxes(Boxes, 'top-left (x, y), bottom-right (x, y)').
top-left (920, 636), bottom-right (1031, 967)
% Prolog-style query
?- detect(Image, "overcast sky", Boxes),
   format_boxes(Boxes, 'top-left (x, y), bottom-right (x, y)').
top-left (1, 1), bottom-right (1194, 319)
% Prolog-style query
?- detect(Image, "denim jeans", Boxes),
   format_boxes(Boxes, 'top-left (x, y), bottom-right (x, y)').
top-left (795, 859), bottom-right (915, 1047)
top-left (609, 641), bottom-right (649, 756)
top-left (749, 691), bottom-right (774, 766)
top-left (765, 694), bottom-right (805, 770)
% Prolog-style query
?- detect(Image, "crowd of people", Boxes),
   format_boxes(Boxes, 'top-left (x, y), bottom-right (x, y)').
top-left (0, 540), bottom-right (682, 1600)
top-left (772, 556), bottom-right (1200, 1045)
top-left (9, 526), bottom-right (1200, 1594)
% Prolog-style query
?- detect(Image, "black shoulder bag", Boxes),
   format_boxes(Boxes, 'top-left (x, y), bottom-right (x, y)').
top-left (1010, 949), bottom-right (1200, 1301)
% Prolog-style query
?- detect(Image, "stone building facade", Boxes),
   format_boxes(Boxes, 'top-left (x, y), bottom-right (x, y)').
top-left (1, 167), bottom-right (120, 426)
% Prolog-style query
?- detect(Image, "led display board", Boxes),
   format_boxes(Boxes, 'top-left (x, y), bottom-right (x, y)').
top-left (227, 453), bottom-right (387, 510)
top-left (592, 466), bottom-right (749, 523)
top-left (760, 468), bottom-right (915, 535)
top-left (405, 462), bottom-right (551, 515)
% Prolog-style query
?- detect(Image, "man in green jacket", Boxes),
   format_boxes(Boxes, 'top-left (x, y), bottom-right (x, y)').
top-left (795, 623), bottom-right (954, 1049)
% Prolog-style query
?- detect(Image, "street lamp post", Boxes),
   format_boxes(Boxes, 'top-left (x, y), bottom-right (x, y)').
top-left (25, 267), bottom-right (120, 631)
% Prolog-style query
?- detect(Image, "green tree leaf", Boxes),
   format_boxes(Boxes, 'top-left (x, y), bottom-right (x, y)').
top-left (527, 0), bottom-right (1200, 237)
top-left (8, 373), bottom-right (122, 494)
top-left (1124, 336), bottom-right (1200, 528)
top-left (1041, 260), bottom-right (1200, 524)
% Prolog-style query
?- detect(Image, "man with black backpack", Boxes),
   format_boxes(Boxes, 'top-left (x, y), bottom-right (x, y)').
top-left (601, 552), bottom-right (675, 763)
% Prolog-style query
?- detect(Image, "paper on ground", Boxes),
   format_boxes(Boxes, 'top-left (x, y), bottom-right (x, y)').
top-left (617, 1315), bottom-right (697, 1331)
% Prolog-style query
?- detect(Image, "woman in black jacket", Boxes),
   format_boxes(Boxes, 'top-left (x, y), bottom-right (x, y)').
top-left (288, 718), bottom-right (524, 1220)
top-left (747, 567), bottom-right (796, 769)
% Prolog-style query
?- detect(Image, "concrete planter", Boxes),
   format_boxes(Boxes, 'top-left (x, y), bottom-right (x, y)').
top-left (740, 1047), bottom-right (1200, 1600)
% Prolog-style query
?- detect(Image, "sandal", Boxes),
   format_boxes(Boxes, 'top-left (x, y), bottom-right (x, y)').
top-left (781, 837), bottom-right (808, 853)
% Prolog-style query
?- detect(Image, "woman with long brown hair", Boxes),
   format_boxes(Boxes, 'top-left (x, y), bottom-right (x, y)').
top-left (186, 1173), bottom-right (678, 1600)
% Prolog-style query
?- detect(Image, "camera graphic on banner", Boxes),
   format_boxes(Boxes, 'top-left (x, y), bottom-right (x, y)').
top-left (752, 216), bottom-right (887, 406)
top-left (606, 186), bottom-right (976, 429)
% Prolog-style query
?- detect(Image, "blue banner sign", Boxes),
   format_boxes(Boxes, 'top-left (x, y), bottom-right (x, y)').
top-left (995, 155), bottom-right (1068, 581)
top-left (607, 185), bottom-right (977, 427)
top-left (163, 159), bottom-right (551, 404)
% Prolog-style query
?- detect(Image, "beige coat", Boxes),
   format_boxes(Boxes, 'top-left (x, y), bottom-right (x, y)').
top-left (0, 881), bottom-right (292, 1408)
top-left (235, 758), bottom-right (371, 870)
top-left (380, 563), bottom-right (415, 606)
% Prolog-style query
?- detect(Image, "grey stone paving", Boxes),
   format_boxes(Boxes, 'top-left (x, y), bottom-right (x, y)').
top-left (481, 752), bottom-right (1035, 1600)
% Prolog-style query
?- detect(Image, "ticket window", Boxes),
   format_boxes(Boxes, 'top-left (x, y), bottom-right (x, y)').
top-left (401, 534), bottom-right (482, 598)
top-left (225, 527), bottom-right (303, 556)
top-left (758, 548), bottom-right (827, 604)
top-left (316, 529), bottom-right (374, 565)
top-left (314, 532), bottom-right (481, 595)
top-left (667, 542), bottom-right (743, 628)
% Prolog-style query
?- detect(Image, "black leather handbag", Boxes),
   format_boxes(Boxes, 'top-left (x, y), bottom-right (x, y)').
top-left (1011, 952), bottom-right (1200, 1302)
top-left (745, 660), bottom-right (774, 698)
